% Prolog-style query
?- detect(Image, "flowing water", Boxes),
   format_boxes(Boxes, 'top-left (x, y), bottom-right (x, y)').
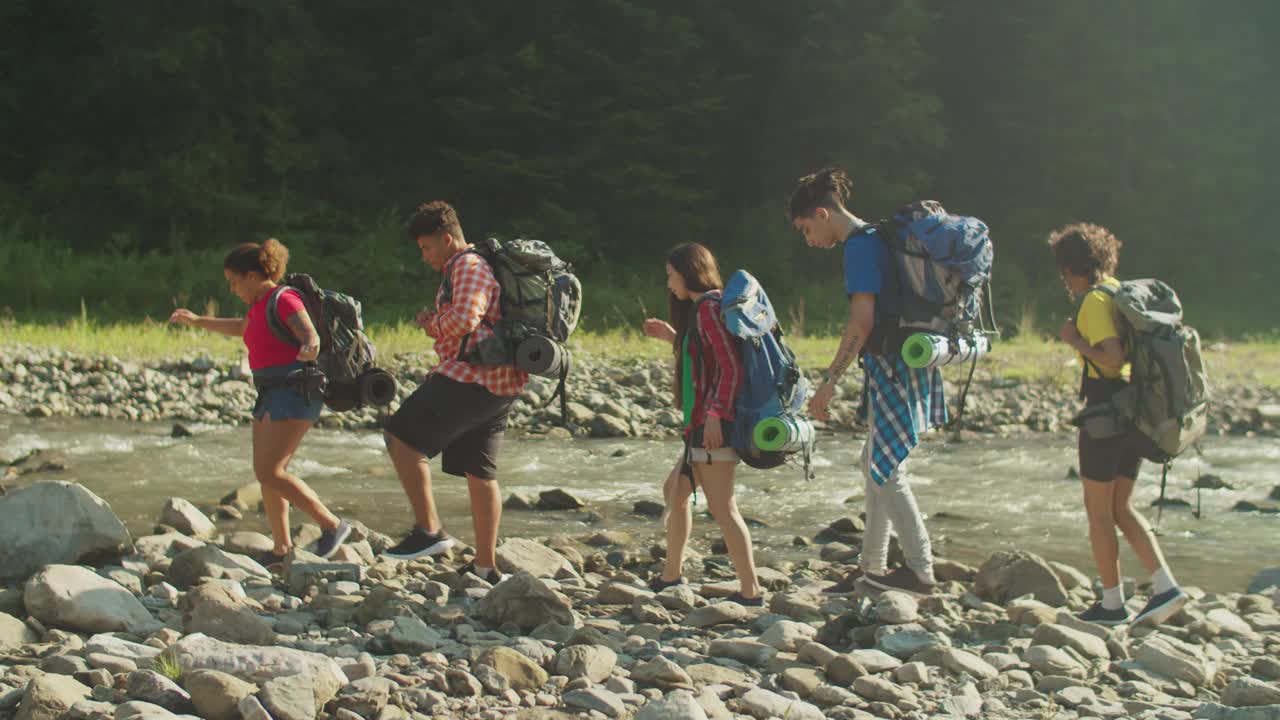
top-left (3, 415), bottom-right (1277, 592)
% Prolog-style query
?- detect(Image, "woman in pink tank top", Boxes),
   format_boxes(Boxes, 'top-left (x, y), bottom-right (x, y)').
top-left (169, 239), bottom-right (350, 565)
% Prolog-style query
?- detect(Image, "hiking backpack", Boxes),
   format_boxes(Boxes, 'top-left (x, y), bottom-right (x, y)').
top-left (1086, 280), bottom-right (1210, 462)
top-left (693, 271), bottom-right (814, 476)
top-left (441, 238), bottom-right (582, 419)
top-left (267, 273), bottom-right (395, 411)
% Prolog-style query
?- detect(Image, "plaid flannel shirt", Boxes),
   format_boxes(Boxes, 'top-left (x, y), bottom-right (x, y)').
top-left (863, 353), bottom-right (947, 485)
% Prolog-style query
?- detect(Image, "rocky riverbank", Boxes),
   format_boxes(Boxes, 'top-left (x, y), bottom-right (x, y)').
top-left (1, 480), bottom-right (1280, 720)
top-left (2, 346), bottom-right (1278, 440)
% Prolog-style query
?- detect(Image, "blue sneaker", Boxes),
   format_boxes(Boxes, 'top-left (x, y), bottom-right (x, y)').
top-left (1133, 587), bottom-right (1189, 627)
top-left (312, 519), bottom-right (351, 559)
top-left (1076, 601), bottom-right (1132, 626)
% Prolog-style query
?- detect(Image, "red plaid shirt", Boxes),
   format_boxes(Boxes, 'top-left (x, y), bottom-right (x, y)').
top-left (688, 292), bottom-right (744, 434)
top-left (425, 247), bottom-right (528, 397)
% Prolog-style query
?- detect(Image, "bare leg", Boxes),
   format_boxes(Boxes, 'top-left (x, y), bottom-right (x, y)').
top-left (1081, 477), bottom-right (1121, 588)
top-left (384, 431), bottom-right (441, 532)
top-left (1112, 475), bottom-right (1168, 574)
top-left (466, 473), bottom-right (501, 568)
top-left (252, 416), bottom-right (340, 550)
top-left (696, 461), bottom-right (761, 598)
top-left (661, 462), bottom-right (693, 582)
top-left (259, 484), bottom-right (291, 554)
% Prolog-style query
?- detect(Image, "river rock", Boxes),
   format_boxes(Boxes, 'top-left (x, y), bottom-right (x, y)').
top-left (685, 602), bottom-right (751, 628)
top-left (332, 677), bottom-right (393, 717)
top-left (635, 690), bottom-right (708, 720)
top-left (537, 489), bottom-right (585, 511)
top-left (166, 545), bottom-right (269, 589)
top-left (554, 644), bottom-right (616, 683)
top-left (0, 481), bottom-right (132, 581)
top-left (590, 414), bottom-right (630, 438)
top-left (84, 634), bottom-right (162, 662)
top-left (631, 656), bottom-right (693, 690)
top-left (1222, 677), bottom-right (1280, 708)
top-left (24, 564), bottom-right (155, 633)
top-left (1193, 703), bottom-right (1280, 720)
top-left (975, 550), bottom-right (1070, 606)
top-left (15, 674), bottom-right (92, 720)
top-left (0, 610), bottom-right (38, 648)
top-left (563, 687), bottom-right (626, 717)
top-left (937, 647), bottom-right (1000, 680)
top-left (495, 538), bottom-right (576, 578)
top-left (874, 591), bottom-right (920, 624)
top-left (759, 620), bottom-right (816, 652)
top-left (386, 615), bottom-right (445, 653)
top-left (1032, 623), bottom-right (1110, 659)
top-left (474, 572), bottom-right (575, 632)
top-left (1207, 608), bottom-right (1261, 639)
top-left (708, 638), bottom-right (776, 667)
top-left (739, 687), bottom-right (824, 720)
top-left (158, 498), bottom-right (215, 538)
top-left (596, 581), bottom-right (653, 605)
top-left (825, 654), bottom-right (869, 685)
top-left (219, 483), bottom-right (262, 513)
top-left (182, 670), bottom-right (257, 720)
top-left (1025, 645), bottom-right (1085, 677)
top-left (125, 670), bottom-right (191, 712)
top-left (853, 675), bottom-right (915, 704)
top-left (259, 673), bottom-right (318, 720)
top-left (848, 649), bottom-right (902, 674)
top-left (475, 647), bottom-right (548, 691)
top-left (1251, 567), bottom-right (1280, 593)
top-left (171, 633), bottom-right (348, 708)
top-left (1134, 635), bottom-right (1214, 687)
top-left (180, 583), bottom-right (274, 645)
top-left (875, 623), bottom-right (951, 659)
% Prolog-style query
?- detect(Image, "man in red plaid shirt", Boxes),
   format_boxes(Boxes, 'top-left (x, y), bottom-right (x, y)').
top-left (382, 201), bottom-right (528, 581)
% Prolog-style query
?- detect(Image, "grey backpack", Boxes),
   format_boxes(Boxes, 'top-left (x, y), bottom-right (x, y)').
top-left (1089, 280), bottom-right (1210, 462)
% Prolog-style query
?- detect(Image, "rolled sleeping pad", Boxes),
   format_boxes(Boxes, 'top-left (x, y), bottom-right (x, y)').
top-left (752, 415), bottom-right (816, 453)
top-left (358, 368), bottom-right (398, 407)
top-left (515, 335), bottom-right (566, 377)
top-left (901, 333), bottom-right (991, 369)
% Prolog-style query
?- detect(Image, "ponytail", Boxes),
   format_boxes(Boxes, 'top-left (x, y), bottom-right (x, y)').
top-left (788, 167), bottom-right (852, 219)
top-left (223, 238), bottom-right (289, 281)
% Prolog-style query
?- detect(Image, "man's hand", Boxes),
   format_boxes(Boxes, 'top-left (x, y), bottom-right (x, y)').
top-left (809, 382), bottom-right (836, 421)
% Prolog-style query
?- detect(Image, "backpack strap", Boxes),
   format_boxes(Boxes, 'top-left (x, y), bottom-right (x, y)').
top-left (439, 248), bottom-right (494, 361)
top-left (1074, 283), bottom-right (1119, 398)
top-left (265, 286), bottom-right (300, 347)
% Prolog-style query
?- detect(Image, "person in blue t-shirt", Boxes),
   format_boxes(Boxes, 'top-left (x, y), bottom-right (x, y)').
top-left (790, 168), bottom-right (946, 598)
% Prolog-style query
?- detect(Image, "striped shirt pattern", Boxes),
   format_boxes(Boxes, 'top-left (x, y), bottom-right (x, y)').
top-left (426, 248), bottom-right (528, 397)
top-left (688, 291), bottom-right (743, 433)
top-left (864, 353), bottom-right (947, 485)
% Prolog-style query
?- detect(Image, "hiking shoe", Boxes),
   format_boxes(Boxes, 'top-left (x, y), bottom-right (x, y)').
top-left (255, 550), bottom-right (289, 571)
top-left (861, 568), bottom-right (937, 598)
top-left (1076, 601), bottom-right (1132, 626)
top-left (648, 576), bottom-right (687, 592)
top-left (722, 592), bottom-right (765, 608)
top-left (311, 519), bottom-right (351, 560)
top-left (459, 562), bottom-right (504, 584)
top-left (822, 570), bottom-right (864, 596)
top-left (383, 528), bottom-right (456, 560)
top-left (1133, 587), bottom-right (1189, 627)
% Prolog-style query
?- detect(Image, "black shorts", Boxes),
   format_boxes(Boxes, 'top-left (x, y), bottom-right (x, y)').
top-left (384, 374), bottom-right (515, 480)
top-left (1078, 429), bottom-right (1142, 482)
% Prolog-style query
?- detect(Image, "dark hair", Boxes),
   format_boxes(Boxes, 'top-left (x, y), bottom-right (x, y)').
top-left (789, 167), bottom-right (853, 220)
top-left (667, 243), bottom-right (724, 408)
top-left (1047, 223), bottom-right (1122, 285)
top-left (405, 200), bottom-right (463, 240)
top-left (223, 238), bottom-right (289, 282)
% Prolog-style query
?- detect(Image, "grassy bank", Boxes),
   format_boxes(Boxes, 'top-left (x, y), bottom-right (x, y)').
top-left (6, 320), bottom-right (1278, 389)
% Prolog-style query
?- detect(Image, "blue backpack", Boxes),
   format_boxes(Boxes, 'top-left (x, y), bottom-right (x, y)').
top-left (693, 271), bottom-right (814, 475)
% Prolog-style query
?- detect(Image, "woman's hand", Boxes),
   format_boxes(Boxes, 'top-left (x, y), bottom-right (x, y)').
top-left (702, 417), bottom-right (723, 450)
top-left (169, 309), bottom-right (200, 327)
top-left (808, 382), bottom-right (835, 421)
top-left (1059, 320), bottom-right (1085, 351)
top-left (644, 318), bottom-right (676, 343)
top-left (297, 338), bottom-right (320, 362)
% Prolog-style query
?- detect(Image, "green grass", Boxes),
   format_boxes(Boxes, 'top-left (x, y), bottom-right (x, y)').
top-left (6, 318), bottom-right (1278, 388)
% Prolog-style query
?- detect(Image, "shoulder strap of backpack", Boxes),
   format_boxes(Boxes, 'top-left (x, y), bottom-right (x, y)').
top-left (265, 286), bottom-right (300, 347)
top-left (1075, 283), bottom-right (1121, 395)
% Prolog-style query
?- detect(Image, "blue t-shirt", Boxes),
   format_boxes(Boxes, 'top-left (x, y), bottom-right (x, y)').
top-left (843, 226), bottom-right (886, 296)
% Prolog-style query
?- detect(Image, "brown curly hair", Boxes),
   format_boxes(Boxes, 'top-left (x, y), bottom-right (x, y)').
top-left (223, 238), bottom-right (289, 282)
top-left (405, 200), bottom-right (463, 240)
top-left (1047, 223), bottom-right (1122, 284)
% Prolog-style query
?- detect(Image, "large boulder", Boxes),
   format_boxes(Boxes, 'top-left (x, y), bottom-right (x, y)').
top-left (183, 670), bottom-right (258, 720)
top-left (0, 481), bottom-right (132, 581)
top-left (14, 674), bottom-right (92, 720)
top-left (474, 647), bottom-right (549, 692)
top-left (166, 546), bottom-right (269, 589)
top-left (1134, 635), bottom-right (1215, 687)
top-left (0, 610), bottom-right (39, 649)
top-left (181, 583), bottom-right (276, 645)
top-left (474, 572), bottom-right (575, 633)
top-left (1221, 677), bottom-right (1280, 708)
top-left (24, 564), bottom-right (155, 633)
top-left (554, 645), bottom-right (617, 684)
top-left (158, 498), bottom-right (216, 539)
top-left (495, 538), bottom-right (576, 578)
top-left (172, 633), bottom-right (348, 708)
top-left (975, 550), bottom-right (1070, 606)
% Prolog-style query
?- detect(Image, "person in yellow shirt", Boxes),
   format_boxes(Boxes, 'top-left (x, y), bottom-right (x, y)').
top-left (1050, 223), bottom-right (1187, 627)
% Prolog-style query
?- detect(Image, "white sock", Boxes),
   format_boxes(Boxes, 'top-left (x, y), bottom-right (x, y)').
top-left (1152, 567), bottom-right (1177, 595)
top-left (1101, 585), bottom-right (1125, 611)
top-left (474, 565), bottom-right (496, 580)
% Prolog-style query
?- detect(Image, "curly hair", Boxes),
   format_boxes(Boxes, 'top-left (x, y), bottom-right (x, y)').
top-left (223, 238), bottom-right (289, 282)
top-left (1047, 223), bottom-right (1122, 284)
top-left (788, 167), bottom-right (852, 220)
top-left (405, 200), bottom-right (463, 240)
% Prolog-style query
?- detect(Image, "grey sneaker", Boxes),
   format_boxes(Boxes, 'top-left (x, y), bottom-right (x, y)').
top-left (861, 567), bottom-right (937, 598)
top-left (383, 527), bottom-right (456, 560)
top-left (311, 519), bottom-right (351, 559)
top-left (1077, 601), bottom-right (1132, 626)
top-left (1133, 587), bottom-right (1189, 627)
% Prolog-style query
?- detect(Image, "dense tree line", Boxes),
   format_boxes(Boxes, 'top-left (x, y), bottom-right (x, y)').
top-left (2, 1), bottom-right (1276, 333)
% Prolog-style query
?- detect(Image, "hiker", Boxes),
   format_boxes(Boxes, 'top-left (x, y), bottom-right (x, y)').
top-left (642, 242), bottom-right (764, 606)
top-left (168, 239), bottom-right (350, 565)
top-left (379, 201), bottom-right (527, 583)
top-left (790, 168), bottom-right (943, 597)
top-left (1050, 222), bottom-right (1188, 626)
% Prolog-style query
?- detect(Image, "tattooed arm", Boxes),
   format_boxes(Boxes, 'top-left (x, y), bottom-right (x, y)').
top-left (286, 310), bottom-right (321, 361)
top-left (808, 292), bottom-right (875, 420)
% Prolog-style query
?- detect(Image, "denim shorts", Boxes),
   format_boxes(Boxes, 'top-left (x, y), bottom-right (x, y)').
top-left (252, 362), bottom-right (324, 423)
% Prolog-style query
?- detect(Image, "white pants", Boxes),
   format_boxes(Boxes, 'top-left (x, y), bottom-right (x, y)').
top-left (859, 437), bottom-right (934, 581)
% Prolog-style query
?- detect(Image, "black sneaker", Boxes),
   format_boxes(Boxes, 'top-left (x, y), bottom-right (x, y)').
top-left (1132, 587), bottom-right (1189, 627)
top-left (459, 563), bottom-right (504, 584)
top-left (861, 568), bottom-right (937, 598)
top-left (822, 570), bottom-right (864, 596)
top-left (253, 550), bottom-right (290, 572)
top-left (383, 527), bottom-right (456, 560)
top-left (648, 576), bottom-right (687, 592)
top-left (311, 519), bottom-right (351, 560)
top-left (1076, 601), bottom-right (1132, 626)
top-left (723, 592), bottom-right (765, 608)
